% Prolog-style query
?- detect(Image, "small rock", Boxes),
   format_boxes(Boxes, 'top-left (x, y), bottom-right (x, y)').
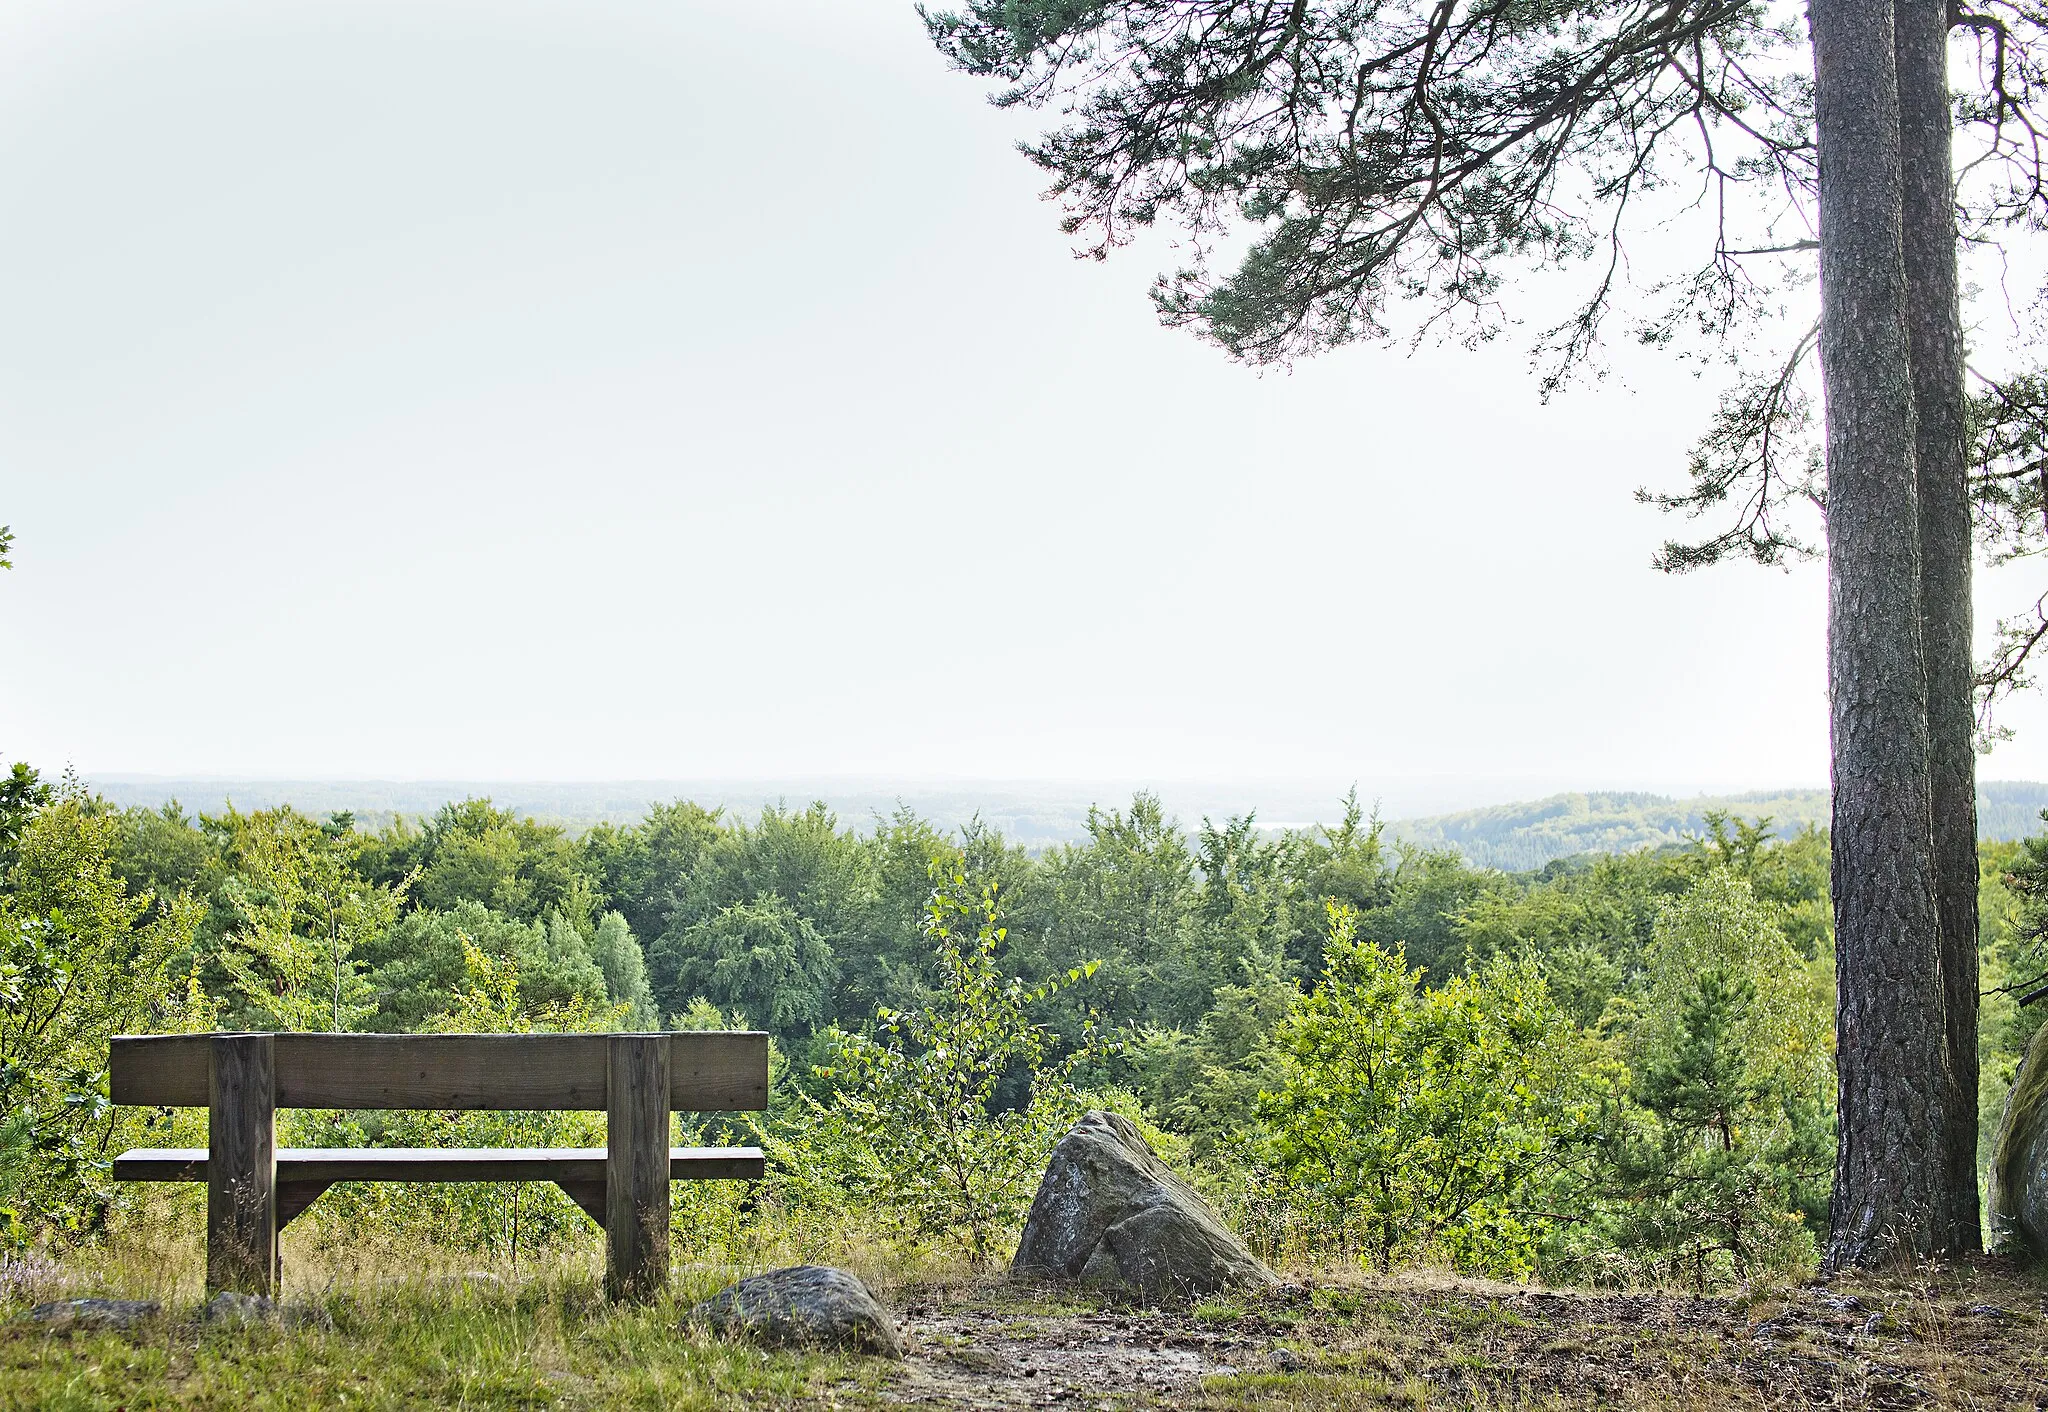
top-left (202, 1290), bottom-right (276, 1326)
top-left (691, 1265), bottom-right (902, 1357)
top-left (1965, 1303), bottom-right (2021, 1322)
top-left (24, 1298), bottom-right (160, 1331)
top-left (1819, 1295), bottom-right (1864, 1312)
top-left (1858, 1310), bottom-right (1904, 1339)
top-left (1267, 1347), bottom-right (1315, 1371)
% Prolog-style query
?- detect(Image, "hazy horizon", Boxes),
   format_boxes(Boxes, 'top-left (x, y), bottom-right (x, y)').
top-left (78, 768), bottom-right (1825, 820)
top-left (72, 770), bottom-right (2048, 868)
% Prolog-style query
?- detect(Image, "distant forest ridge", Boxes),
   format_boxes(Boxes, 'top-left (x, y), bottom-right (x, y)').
top-left (81, 776), bottom-right (2048, 873)
top-left (1394, 782), bottom-right (2048, 871)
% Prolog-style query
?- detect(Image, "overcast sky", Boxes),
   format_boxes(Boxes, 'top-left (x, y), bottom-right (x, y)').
top-left (6, 0), bottom-right (2046, 803)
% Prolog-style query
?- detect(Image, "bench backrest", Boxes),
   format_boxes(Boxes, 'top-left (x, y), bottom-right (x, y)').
top-left (110, 1032), bottom-right (770, 1111)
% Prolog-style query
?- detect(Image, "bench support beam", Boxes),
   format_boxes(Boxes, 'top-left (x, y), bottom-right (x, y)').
top-left (207, 1033), bottom-right (276, 1298)
top-left (555, 1180), bottom-right (607, 1228)
top-left (605, 1035), bottom-right (670, 1302)
top-left (277, 1180), bottom-right (333, 1232)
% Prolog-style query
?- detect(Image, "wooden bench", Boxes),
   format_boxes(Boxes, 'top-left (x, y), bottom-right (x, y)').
top-left (110, 1030), bottom-right (768, 1302)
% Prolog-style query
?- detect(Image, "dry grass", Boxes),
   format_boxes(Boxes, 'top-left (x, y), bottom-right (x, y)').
top-left (5, 1194), bottom-right (2045, 1411)
top-left (1183, 1263), bottom-right (2048, 1410)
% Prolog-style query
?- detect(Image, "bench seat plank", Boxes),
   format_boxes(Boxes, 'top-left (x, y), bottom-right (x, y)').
top-left (114, 1146), bottom-right (765, 1183)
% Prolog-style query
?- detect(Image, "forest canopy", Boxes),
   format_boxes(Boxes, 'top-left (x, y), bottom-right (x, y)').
top-left (6, 762), bottom-right (2045, 1283)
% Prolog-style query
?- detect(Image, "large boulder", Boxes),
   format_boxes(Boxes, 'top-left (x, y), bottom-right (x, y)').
top-left (1989, 1021), bottom-right (2048, 1259)
top-left (691, 1265), bottom-right (903, 1357)
top-left (1014, 1110), bottom-right (1278, 1302)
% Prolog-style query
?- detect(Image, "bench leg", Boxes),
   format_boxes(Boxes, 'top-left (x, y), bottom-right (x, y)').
top-left (605, 1034), bottom-right (670, 1302)
top-left (207, 1033), bottom-right (276, 1298)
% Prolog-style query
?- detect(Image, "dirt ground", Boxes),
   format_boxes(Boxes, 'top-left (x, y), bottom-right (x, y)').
top-left (870, 1262), bottom-right (2048, 1410)
top-left (6, 1254), bottom-right (2043, 1409)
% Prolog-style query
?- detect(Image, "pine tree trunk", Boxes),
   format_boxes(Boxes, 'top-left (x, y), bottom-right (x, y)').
top-left (1896, 0), bottom-right (1982, 1255)
top-left (1812, 0), bottom-right (1952, 1268)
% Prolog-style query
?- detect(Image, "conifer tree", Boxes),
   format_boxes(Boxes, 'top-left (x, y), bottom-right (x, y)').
top-left (918, 0), bottom-right (2048, 1261)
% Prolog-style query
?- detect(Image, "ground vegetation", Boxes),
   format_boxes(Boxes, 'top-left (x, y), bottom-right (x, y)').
top-left (6, 765), bottom-right (2047, 1290)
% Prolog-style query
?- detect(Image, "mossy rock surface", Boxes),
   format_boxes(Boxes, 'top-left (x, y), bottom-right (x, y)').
top-left (1013, 1109), bottom-right (1277, 1302)
top-left (1989, 1020), bottom-right (2048, 1259)
top-left (692, 1265), bottom-right (904, 1357)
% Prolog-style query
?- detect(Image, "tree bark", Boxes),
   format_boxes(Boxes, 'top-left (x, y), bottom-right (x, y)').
top-left (1812, 0), bottom-right (1952, 1268)
top-left (1896, 0), bottom-right (1982, 1255)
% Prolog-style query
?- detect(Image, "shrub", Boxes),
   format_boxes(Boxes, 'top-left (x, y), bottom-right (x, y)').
top-left (1261, 903), bottom-right (1602, 1276)
top-left (0, 786), bottom-right (203, 1241)
top-left (806, 873), bottom-right (1100, 1264)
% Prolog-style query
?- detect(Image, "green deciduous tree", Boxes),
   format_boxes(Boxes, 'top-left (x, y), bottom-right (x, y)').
top-left (1636, 868), bottom-right (1834, 1101)
top-left (0, 763), bottom-right (53, 879)
top-left (356, 900), bottom-right (609, 1032)
top-left (588, 910), bottom-right (658, 1028)
top-left (0, 786), bottom-right (202, 1238)
top-left (582, 800), bottom-right (724, 948)
top-left (1124, 936), bottom-right (1294, 1160)
top-left (367, 798), bottom-right (601, 927)
top-left (110, 801), bottom-right (214, 920)
top-left (651, 895), bottom-right (835, 1036)
top-left (1028, 795), bottom-right (1202, 1029)
top-left (210, 806), bottom-right (408, 1031)
top-left (814, 874), bottom-right (1100, 1264)
top-left (1263, 904), bottom-right (1604, 1275)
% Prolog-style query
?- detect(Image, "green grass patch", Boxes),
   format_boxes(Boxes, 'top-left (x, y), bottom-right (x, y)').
top-left (1, 1280), bottom-right (892, 1412)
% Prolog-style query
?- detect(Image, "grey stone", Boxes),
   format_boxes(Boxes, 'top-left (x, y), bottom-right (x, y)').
top-left (692, 1265), bottom-right (902, 1357)
top-left (201, 1290), bottom-right (276, 1326)
top-left (24, 1298), bottom-right (160, 1331)
top-left (1748, 1315), bottom-right (1795, 1342)
top-left (1989, 1020), bottom-right (2048, 1260)
top-left (1014, 1110), bottom-right (1278, 1302)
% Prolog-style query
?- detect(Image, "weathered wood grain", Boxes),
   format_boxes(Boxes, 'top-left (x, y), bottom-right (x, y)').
top-left (110, 1032), bottom-right (769, 1111)
top-left (207, 1033), bottom-right (275, 1297)
top-left (605, 1034), bottom-right (671, 1302)
top-left (276, 1180), bottom-right (332, 1233)
top-left (113, 1029), bottom-right (764, 1292)
top-left (555, 1179), bottom-right (607, 1227)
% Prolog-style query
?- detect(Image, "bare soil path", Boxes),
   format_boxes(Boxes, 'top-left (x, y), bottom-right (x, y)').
top-left (868, 1264), bottom-right (2048, 1411)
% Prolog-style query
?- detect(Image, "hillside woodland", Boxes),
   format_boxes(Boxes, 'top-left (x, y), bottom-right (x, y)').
top-left (5, 760), bottom-right (2046, 1292)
